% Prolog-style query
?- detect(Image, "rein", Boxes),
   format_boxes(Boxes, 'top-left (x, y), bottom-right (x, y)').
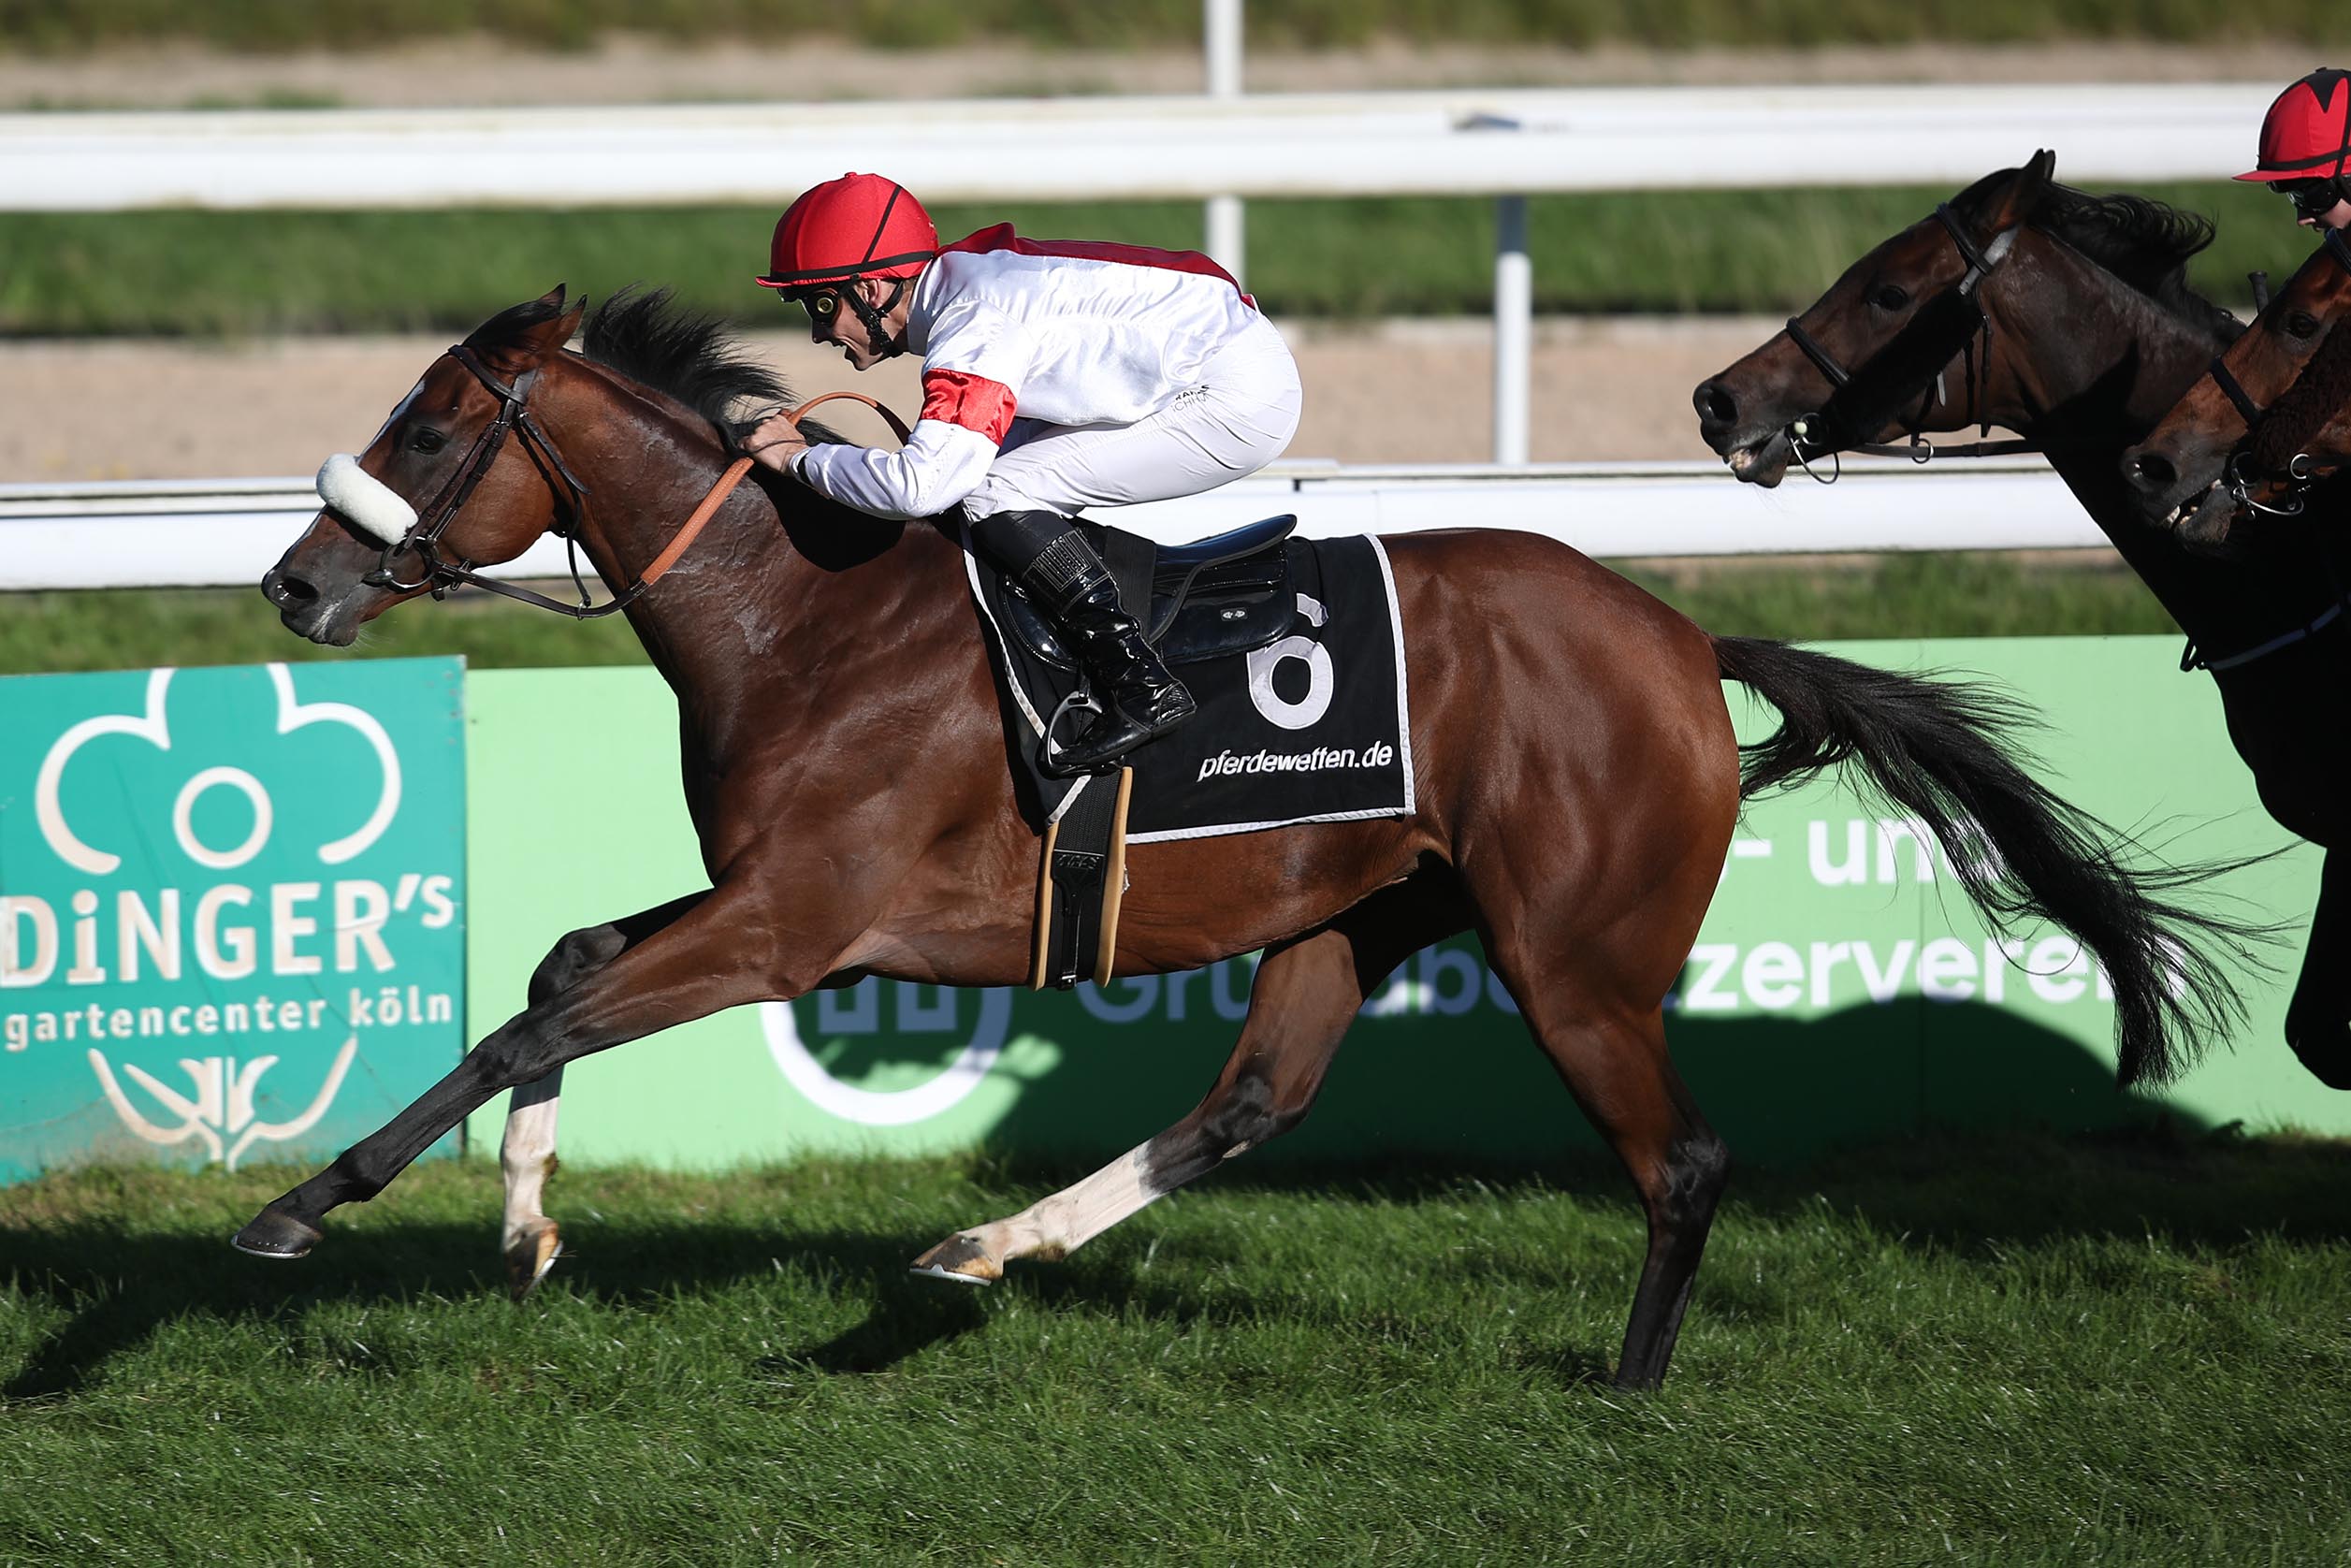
top-left (1780, 203), bottom-right (2036, 483)
top-left (358, 353), bottom-right (907, 619)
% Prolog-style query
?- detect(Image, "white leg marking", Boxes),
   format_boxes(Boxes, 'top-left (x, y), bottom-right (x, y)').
top-left (956, 1143), bottom-right (1167, 1271)
top-left (499, 1068), bottom-right (564, 1255)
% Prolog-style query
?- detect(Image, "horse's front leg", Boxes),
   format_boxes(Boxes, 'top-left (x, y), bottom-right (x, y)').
top-left (500, 892), bottom-right (714, 1298)
top-left (2286, 848), bottom-right (2351, 1089)
top-left (231, 887), bottom-right (806, 1260)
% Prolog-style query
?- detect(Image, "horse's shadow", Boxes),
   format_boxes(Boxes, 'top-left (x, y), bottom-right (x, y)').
top-left (9, 1119), bottom-right (2348, 1401)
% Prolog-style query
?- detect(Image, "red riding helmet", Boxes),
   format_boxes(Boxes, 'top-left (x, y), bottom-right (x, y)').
top-left (2237, 68), bottom-right (2351, 182)
top-left (755, 173), bottom-right (939, 290)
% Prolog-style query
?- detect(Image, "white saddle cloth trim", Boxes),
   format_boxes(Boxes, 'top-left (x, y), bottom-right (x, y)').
top-left (316, 454), bottom-right (417, 546)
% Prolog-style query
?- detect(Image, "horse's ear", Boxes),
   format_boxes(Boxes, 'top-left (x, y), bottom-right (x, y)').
top-left (475, 288), bottom-right (585, 373)
top-left (528, 283), bottom-right (583, 355)
top-left (1981, 149), bottom-right (2057, 232)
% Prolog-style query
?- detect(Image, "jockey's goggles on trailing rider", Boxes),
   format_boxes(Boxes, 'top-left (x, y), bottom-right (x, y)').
top-left (2280, 178), bottom-right (2346, 218)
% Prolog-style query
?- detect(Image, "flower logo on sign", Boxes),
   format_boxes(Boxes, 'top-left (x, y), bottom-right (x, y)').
top-left (86, 1039), bottom-right (357, 1170)
top-left (34, 663), bottom-right (400, 876)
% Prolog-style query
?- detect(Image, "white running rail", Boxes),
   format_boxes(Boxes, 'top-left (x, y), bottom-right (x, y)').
top-left (0, 458), bottom-right (2105, 592)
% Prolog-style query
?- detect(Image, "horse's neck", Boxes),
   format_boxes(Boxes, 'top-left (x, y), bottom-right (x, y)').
top-left (1998, 256), bottom-right (2337, 653)
top-left (544, 365), bottom-right (970, 761)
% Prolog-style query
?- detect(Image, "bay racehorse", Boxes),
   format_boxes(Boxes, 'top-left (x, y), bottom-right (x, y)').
top-left (1693, 152), bottom-right (2345, 1086)
top-left (240, 283), bottom-right (2251, 1390)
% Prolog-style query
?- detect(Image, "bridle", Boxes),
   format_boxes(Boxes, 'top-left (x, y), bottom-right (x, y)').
top-left (2170, 228), bottom-right (2351, 675)
top-left (2203, 225), bottom-right (2351, 520)
top-left (1778, 203), bottom-right (2035, 483)
top-left (356, 345), bottom-right (907, 617)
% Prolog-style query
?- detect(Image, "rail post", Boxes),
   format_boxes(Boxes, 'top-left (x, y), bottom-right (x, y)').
top-left (1204, 0), bottom-right (1244, 286)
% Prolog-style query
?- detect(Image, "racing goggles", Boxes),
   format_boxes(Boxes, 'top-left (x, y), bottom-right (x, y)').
top-left (783, 286), bottom-right (845, 329)
top-left (2279, 179), bottom-right (2345, 219)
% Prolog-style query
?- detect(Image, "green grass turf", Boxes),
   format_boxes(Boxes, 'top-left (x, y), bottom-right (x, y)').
top-left (3, 1127), bottom-right (2346, 1563)
top-left (0, 181), bottom-right (2315, 338)
top-left (2, 0), bottom-right (2345, 52)
top-left (0, 554), bottom-right (2180, 677)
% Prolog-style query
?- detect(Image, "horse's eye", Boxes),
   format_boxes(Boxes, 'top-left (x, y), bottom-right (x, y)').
top-left (2285, 312), bottom-right (2321, 340)
top-left (1871, 283), bottom-right (1911, 312)
top-left (409, 428), bottom-right (447, 454)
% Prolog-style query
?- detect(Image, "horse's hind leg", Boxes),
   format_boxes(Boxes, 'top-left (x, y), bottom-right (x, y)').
top-left (1501, 987), bottom-right (1725, 1391)
top-left (1482, 893), bottom-right (1727, 1387)
top-left (911, 892), bottom-right (1447, 1285)
top-left (497, 892), bottom-right (711, 1298)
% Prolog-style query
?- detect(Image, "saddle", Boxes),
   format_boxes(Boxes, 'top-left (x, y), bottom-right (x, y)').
top-left (1000, 513), bottom-right (1301, 667)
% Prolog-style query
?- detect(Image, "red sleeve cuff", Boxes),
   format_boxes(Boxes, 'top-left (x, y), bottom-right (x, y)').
top-left (920, 369), bottom-right (1018, 444)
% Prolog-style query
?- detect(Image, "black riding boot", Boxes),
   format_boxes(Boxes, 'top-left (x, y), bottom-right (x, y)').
top-left (971, 510), bottom-right (1196, 777)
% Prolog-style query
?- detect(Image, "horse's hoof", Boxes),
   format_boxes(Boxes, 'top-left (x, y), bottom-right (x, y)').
top-left (909, 1233), bottom-right (999, 1285)
top-left (504, 1218), bottom-right (563, 1301)
top-left (231, 1207), bottom-right (323, 1259)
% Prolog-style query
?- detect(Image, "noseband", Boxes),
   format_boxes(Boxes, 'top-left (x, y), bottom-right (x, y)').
top-left (1779, 203), bottom-right (2034, 483)
top-left (352, 347), bottom-right (905, 618)
top-left (2207, 226), bottom-right (2351, 520)
top-left (358, 343), bottom-right (653, 617)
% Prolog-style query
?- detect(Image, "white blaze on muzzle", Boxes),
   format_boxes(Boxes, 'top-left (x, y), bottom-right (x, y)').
top-left (316, 453), bottom-right (418, 547)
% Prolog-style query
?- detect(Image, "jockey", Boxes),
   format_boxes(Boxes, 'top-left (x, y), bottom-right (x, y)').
top-left (744, 172), bottom-right (1304, 777)
top-left (2239, 67), bottom-right (2351, 232)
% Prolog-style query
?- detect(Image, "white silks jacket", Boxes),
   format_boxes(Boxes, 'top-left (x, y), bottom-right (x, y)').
top-left (789, 225), bottom-right (1268, 520)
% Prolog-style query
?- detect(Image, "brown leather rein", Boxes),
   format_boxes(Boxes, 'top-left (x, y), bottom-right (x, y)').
top-left (358, 346), bottom-right (910, 620)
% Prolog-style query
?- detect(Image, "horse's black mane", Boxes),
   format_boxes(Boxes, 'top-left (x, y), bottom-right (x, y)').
top-left (1951, 174), bottom-right (2240, 342)
top-left (582, 285), bottom-right (797, 440)
top-left (466, 286), bottom-right (822, 444)
top-left (2252, 312), bottom-right (2351, 472)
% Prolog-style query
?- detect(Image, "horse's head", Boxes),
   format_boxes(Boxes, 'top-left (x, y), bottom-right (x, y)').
top-left (1692, 151), bottom-right (2057, 486)
top-left (264, 286), bottom-right (587, 645)
top-left (2121, 232), bottom-right (2351, 554)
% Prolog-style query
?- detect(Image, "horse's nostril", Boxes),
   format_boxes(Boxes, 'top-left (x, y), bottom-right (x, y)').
top-left (2126, 450), bottom-right (2178, 492)
top-left (1694, 382), bottom-right (1738, 428)
top-left (263, 569), bottom-right (318, 609)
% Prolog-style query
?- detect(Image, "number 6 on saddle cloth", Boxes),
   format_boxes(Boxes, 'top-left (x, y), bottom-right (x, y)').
top-left (965, 513), bottom-right (1415, 989)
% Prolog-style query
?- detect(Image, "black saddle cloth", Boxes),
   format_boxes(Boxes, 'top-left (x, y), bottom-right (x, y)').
top-left (966, 515), bottom-right (1414, 845)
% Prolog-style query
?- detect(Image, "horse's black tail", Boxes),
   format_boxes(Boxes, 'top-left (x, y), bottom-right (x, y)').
top-left (1713, 634), bottom-right (2268, 1088)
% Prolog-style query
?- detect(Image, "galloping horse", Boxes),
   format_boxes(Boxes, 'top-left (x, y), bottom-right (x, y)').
top-left (2204, 318), bottom-right (2351, 516)
top-left (2118, 226), bottom-right (2351, 552)
top-left (1693, 152), bottom-right (2345, 1084)
top-left (239, 283), bottom-right (2248, 1389)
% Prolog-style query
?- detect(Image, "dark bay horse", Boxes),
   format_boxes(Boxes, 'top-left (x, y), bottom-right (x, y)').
top-left (1693, 152), bottom-right (2346, 1085)
top-left (241, 283), bottom-right (2249, 1389)
top-left (2204, 322), bottom-right (2351, 518)
top-left (2117, 227), bottom-right (2351, 551)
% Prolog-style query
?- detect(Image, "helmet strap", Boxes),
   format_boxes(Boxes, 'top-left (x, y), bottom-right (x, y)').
top-left (848, 276), bottom-right (912, 361)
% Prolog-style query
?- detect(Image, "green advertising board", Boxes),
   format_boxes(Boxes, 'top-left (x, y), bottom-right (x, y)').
top-left (460, 638), bottom-right (2332, 1173)
top-left (2, 659), bottom-right (467, 1183)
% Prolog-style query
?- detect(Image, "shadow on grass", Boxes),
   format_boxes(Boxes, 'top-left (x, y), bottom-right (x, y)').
top-left (7, 1118), bottom-right (2347, 1403)
top-left (8, 993), bottom-right (2345, 1401)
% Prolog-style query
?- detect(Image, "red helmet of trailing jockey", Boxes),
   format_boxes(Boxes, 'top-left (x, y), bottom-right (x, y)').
top-left (2237, 68), bottom-right (2351, 183)
top-left (755, 173), bottom-right (939, 290)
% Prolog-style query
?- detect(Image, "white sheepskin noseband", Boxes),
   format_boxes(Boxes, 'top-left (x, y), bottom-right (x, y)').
top-left (316, 454), bottom-right (419, 546)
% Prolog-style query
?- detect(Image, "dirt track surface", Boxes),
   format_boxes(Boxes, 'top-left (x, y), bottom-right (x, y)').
top-left (0, 317), bottom-right (1779, 483)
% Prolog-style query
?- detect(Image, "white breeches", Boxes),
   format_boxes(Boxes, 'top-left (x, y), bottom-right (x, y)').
top-left (962, 315), bottom-right (1302, 530)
